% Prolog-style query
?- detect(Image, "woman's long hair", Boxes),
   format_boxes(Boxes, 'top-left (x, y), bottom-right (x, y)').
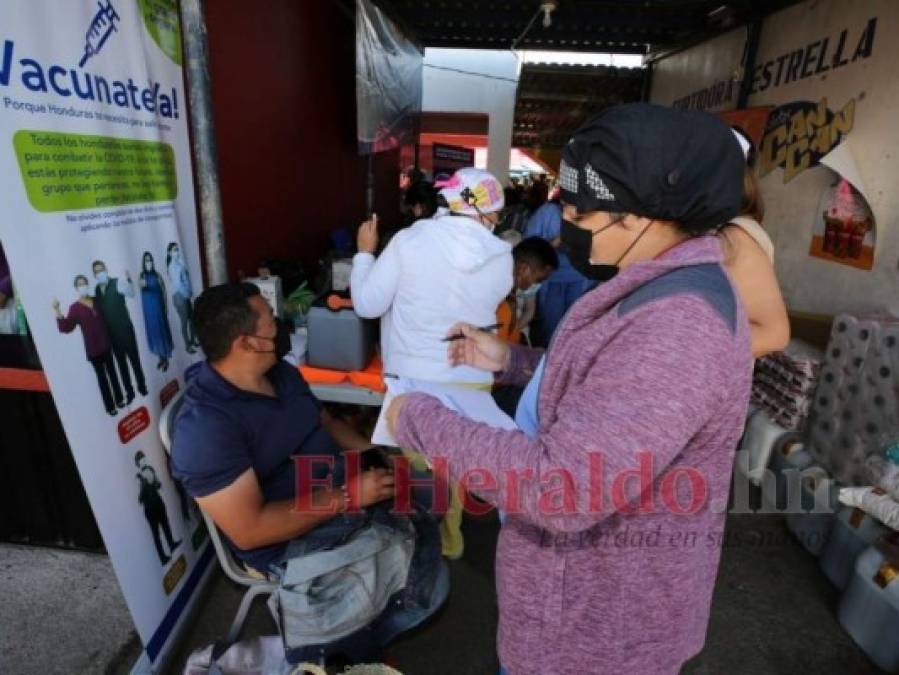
top-left (165, 242), bottom-right (178, 270)
top-left (141, 251), bottom-right (155, 280)
top-left (404, 181), bottom-right (439, 219)
top-left (741, 166), bottom-right (765, 223)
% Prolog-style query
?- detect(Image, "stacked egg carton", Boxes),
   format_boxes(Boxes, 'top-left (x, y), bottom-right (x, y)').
top-left (805, 315), bottom-right (899, 487)
top-left (752, 342), bottom-right (822, 430)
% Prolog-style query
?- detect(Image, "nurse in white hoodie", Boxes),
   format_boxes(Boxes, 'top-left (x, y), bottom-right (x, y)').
top-left (351, 167), bottom-right (513, 559)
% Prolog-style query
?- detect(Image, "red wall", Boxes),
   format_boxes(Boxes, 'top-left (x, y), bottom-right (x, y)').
top-left (203, 0), bottom-right (400, 280)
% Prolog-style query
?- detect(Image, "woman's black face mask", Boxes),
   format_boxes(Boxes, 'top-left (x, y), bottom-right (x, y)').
top-left (560, 215), bottom-right (625, 282)
top-left (560, 215), bottom-right (654, 283)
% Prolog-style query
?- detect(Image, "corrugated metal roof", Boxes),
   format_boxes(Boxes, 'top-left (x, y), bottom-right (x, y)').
top-left (514, 62), bottom-right (644, 147)
top-left (370, 0), bottom-right (801, 55)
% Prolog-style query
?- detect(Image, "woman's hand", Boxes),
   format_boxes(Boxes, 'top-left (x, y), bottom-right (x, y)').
top-left (386, 394), bottom-right (407, 436)
top-left (446, 323), bottom-right (510, 373)
top-left (356, 468), bottom-right (395, 507)
top-left (357, 215), bottom-right (379, 254)
top-left (51, 299), bottom-right (62, 317)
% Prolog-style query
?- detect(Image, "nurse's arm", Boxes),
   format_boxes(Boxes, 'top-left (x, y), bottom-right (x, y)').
top-left (395, 295), bottom-right (739, 534)
top-left (349, 233), bottom-right (402, 319)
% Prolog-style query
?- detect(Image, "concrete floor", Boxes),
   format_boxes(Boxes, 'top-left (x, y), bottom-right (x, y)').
top-left (167, 510), bottom-right (884, 675)
top-left (0, 544), bottom-right (139, 675)
top-left (1, 510), bottom-right (887, 675)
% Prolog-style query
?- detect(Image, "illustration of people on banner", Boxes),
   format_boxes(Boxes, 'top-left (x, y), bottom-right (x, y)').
top-left (135, 450), bottom-right (182, 566)
top-left (51, 245), bottom-right (195, 413)
top-left (53, 275), bottom-right (125, 416)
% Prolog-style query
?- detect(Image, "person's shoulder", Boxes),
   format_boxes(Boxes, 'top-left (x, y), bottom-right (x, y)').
top-left (405, 217), bottom-right (442, 234)
top-left (617, 264), bottom-right (740, 338)
top-left (394, 217), bottom-right (446, 250)
top-left (724, 217), bottom-right (775, 263)
top-left (271, 359), bottom-right (306, 388)
top-left (175, 390), bottom-right (237, 438)
top-left (177, 367), bottom-right (243, 430)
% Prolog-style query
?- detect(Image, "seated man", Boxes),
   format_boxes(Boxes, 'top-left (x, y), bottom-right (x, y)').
top-left (496, 237), bottom-right (559, 346)
top-left (171, 283), bottom-right (446, 661)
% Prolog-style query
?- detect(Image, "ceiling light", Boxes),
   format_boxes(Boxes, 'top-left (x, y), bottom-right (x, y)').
top-left (541, 1), bottom-right (559, 29)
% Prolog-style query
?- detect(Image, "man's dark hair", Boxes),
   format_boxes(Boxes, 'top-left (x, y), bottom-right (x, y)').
top-left (401, 165), bottom-right (424, 184)
top-left (91, 260), bottom-right (106, 272)
top-left (404, 180), bottom-right (438, 218)
top-left (513, 237), bottom-right (559, 270)
top-left (526, 182), bottom-right (549, 211)
top-left (504, 186), bottom-right (521, 208)
top-left (194, 283), bottom-right (262, 361)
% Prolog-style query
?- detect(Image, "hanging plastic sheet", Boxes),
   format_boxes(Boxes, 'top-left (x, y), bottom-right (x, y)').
top-left (356, 0), bottom-right (422, 155)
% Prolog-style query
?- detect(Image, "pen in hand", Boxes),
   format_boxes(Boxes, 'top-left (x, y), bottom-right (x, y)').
top-left (442, 323), bottom-right (502, 342)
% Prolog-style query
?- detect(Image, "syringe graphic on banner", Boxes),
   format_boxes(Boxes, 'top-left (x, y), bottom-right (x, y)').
top-left (78, 1), bottom-right (120, 68)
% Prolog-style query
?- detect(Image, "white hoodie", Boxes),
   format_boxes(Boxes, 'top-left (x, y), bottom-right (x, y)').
top-left (351, 213), bottom-right (513, 384)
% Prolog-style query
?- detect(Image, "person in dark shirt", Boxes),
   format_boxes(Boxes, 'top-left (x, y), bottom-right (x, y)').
top-left (53, 275), bottom-right (124, 416)
top-left (170, 283), bottom-right (396, 570)
top-left (93, 260), bottom-right (148, 403)
top-left (135, 450), bottom-right (181, 565)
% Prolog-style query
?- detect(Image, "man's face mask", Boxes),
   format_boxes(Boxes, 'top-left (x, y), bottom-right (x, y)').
top-left (247, 317), bottom-right (291, 361)
top-left (95, 270), bottom-right (109, 284)
top-left (517, 282), bottom-right (542, 298)
top-left (560, 214), bottom-right (652, 282)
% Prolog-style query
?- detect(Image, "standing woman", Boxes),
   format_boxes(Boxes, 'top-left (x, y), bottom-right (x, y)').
top-left (53, 275), bottom-right (124, 416)
top-left (166, 241), bottom-right (199, 354)
top-left (387, 105), bottom-right (754, 674)
top-left (139, 252), bottom-right (174, 372)
top-left (351, 167), bottom-right (513, 560)
top-left (721, 127), bottom-right (790, 357)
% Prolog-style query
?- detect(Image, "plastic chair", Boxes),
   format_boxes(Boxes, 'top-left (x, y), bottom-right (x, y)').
top-left (158, 389), bottom-right (279, 642)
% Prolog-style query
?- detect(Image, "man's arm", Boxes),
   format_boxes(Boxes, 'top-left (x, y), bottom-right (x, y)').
top-left (197, 467), bottom-right (395, 550)
top-left (196, 468), bottom-right (344, 550)
top-left (119, 274), bottom-right (135, 298)
top-left (321, 408), bottom-right (373, 452)
top-left (54, 303), bottom-right (77, 333)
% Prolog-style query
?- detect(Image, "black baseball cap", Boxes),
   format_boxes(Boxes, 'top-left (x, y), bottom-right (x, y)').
top-left (559, 103), bottom-right (744, 232)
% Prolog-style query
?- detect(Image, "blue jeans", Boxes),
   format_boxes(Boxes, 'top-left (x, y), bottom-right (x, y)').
top-left (274, 503), bottom-right (447, 664)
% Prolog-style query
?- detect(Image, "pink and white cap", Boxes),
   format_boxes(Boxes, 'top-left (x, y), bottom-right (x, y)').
top-left (437, 167), bottom-right (505, 215)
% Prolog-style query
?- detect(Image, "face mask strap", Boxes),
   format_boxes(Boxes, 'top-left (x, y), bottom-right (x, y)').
top-left (590, 214), bottom-right (626, 238)
top-left (470, 202), bottom-right (492, 228)
top-left (244, 333), bottom-right (276, 354)
top-left (612, 219), bottom-right (655, 266)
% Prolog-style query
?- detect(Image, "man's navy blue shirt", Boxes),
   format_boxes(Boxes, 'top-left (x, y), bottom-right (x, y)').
top-left (171, 360), bottom-right (343, 569)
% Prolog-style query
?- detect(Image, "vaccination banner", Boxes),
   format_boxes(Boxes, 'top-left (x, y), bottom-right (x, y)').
top-left (0, 0), bottom-right (212, 668)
